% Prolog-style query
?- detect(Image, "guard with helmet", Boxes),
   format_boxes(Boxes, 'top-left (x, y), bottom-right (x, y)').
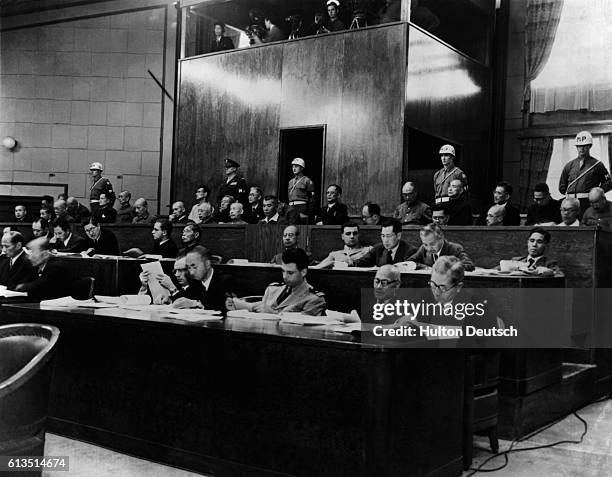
top-left (286, 157), bottom-right (315, 224)
top-left (219, 159), bottom-right (248, 205)
top-left (89, 162), bottom-right (115, 213)
top-left (433, 144), bottom-right (468, 205)
top-left (559, 131), bottom-right (612, 213)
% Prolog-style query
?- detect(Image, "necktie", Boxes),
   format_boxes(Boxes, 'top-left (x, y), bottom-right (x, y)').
top-left (276, 286), bottom-right (292, 305)
top-left (527, 258), bottom-right (535, 269)
top-left (384, 249), bottom-right (393, 264)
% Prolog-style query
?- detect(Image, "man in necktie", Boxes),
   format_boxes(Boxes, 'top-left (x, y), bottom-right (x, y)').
top-left (501, 227), bottom-right (559, 276)
top-left (227, 248), bottom-right (326, 316)
top-left (406, 223), bottom-right (475, 271)
top-left (351, 219), bottom-right (417, 267)
top-left (315, 184), bottom-right (348, 225)
top-left (0, 231), bottom-right (37, 289)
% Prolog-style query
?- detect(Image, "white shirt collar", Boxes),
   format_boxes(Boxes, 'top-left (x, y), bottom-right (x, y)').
top-left (202, 268), bottom-right (214, 290)
top-left (64, 233), bottom-right (72, 246)
top-left (265, 213), bottom-right (280, 223)
top-left (389, 243), bottom-right (400, 259)
top-left (10, 250), bottom-right (25, 266)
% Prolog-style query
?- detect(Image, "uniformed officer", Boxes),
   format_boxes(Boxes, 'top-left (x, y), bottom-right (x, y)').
top-left (559, 131), bottom-right (612, 213)
top-left (89, 162), bottom-right (115, 214)
top-left (312, 223), bottom-right (372, 269)
top-left (219, 159), bottom-right (248, 205)
top-left (286, 157), bottom-right (315, 224)
top-left (227, 248), bottom-right (326, 316)
top-left (433, 144), bottom-right (468, 205)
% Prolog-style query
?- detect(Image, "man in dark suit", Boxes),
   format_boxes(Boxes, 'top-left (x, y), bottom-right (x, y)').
top-left (351, 219), bottom-right (417, 267)
top-left (525, 183), bottom-right (561, 225)
top-left (14, 205), bottom-right (28, 223)
top-left (210, 22), bottom-right (235, 52)
top-left (315, 184), bottom-right (349, 225)
top-left (139, 253), bottom-right (204, 304)
top-left (170, 201), bottom-right (189, 224)
top-left (15, 237), bottom-right (69, 301)
top-left (83, 217), bottom-right (120, 255)
top-left (445, 179), bottom-right (472, 225)
top-left (152, 219), bottom-right (179, 258)
top-left (49, 218), bottom-right (87, 253)
top-left (0, 231), bottom-right (37, 289)
top-left (477, 181), bottom-right (521, 226)
top-left (406, 223), bottom-right (475, 271)
top-left (361, 202), bottom-right (385, 225)
top-left (500, 227), bottom-right (560, 276)
top-left (244, 187), bottom-right (265, 224)
top-left (173, 245), bottom-right (230, 312)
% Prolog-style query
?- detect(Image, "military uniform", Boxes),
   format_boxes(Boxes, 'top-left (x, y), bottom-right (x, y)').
top-left (433, 166), bottom-right (468, 204)
top-left (116, 204), bottom-right (135, 223)
top-left (286, 174), bottom-right (315, 224)
top-left (90, 176), bottom-right (115, 213)
top-left (251, 280), bottom-right (326, 316)
top-left (393, 201), bottom-right (432, 225)
top-left (316, 245), bottom-right (373, 268)
top-left (219, 174), bottom-right (248, 205)
top-left (559, 156), bottom-right (612, 212)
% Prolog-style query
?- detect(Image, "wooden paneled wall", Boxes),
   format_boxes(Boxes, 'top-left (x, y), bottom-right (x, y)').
top-left (175, 24), bottom-right (408, 214)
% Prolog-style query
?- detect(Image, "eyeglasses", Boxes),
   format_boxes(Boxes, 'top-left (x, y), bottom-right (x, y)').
top-left (374, 278), bottom-right (398, 287)
top-left (428, 280), bottom-right (459, 293)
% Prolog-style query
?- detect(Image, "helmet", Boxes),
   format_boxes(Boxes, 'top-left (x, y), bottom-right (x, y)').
top-left (575, 131), bottom-right (593, 146)
top-left (327, 0), bottom-right (340, 7)
top-left (439, 145), bottom-right (455, 156)
top-left (291, 158), bottom-right (306, 168)
top-left (89, 162), bottom-right (104, 171)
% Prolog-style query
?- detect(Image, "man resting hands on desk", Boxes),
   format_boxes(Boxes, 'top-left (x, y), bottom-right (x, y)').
top-left (227, 248), bottom-right (326, 316)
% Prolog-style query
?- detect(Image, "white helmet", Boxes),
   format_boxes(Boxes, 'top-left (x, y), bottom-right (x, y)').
top-left (89, 162), bottom-right (104, 171)
top-left (291, 157), bottom-right (306, 168)
top-left (439, 144), bottom-right (455, 156)
top-left (575, 131), bottom-right (593, 146)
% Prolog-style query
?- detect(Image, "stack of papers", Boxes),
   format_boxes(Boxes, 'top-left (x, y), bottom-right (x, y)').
top-left (40, 296), bottom-right (95, 307)
top-left (0, 285), bottom-right (27, 298)
top-left (162, 309), bottom-right (223, 322)
top-left (279, 313), bottom-right (342, 326)
top-left (226, 310), bottom-right (280, 320)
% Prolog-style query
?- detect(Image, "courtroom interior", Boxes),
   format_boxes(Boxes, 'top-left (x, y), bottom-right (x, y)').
top-left (1, 0), bottom-right (612, 476)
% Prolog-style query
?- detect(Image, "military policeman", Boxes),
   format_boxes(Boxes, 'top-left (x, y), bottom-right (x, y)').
top-left (219, 159), bottom-right (248, 205)
top-left (227, 248), bottom-right (326, 316)
top-left (89, 162), bottom-right (115, 214)
top-left (559, 131), bottom-right (612, 213)
top-left (433, 144), bottom-right (468, 205)
top-left (286, 157), bottom-right (316, 224)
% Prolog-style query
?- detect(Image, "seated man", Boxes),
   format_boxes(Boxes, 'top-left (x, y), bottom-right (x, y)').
top-left (244, 187), bottom-right (265, 224)
top-left (152, 219), bottom-right (179, 258)
top-left (525, 183), bottom-right (561, 225)
top-left (406, 223), bottom-right (475, 271)
top-left (93, 193), bottom-right (117, 223)
top-left (53, 199), bottom-right (75, 223)
top-left (558, 197), bottom-right (580, 227)
top-left (170, 201), bottom-right (189, 224)
top-left (180, 223), bottom-right (201, 253)
top-left (369, 264), bottom-right (403, 325)
top-left (351, 219), bottom-right (417, 267)
top-left (213, 195), bottom-right (235, 223)
top-left (431, 206), bottom-right (449, 226)
top-left (581, 187), bottom-right (612, 232)
top-left (477, 181), bottom-right (521, 226)
top-left (14, 237), bottom-right (69, 300)
top-left (115, 190), bottom-right (135, 224)
top-left (40, 206), bottom-right (55, 223)
top-left (393, 181), bottom-right (432, 225)
top-left (83, 217), bottom-right (120, 255)
top-left (138, 253), bottom-right (203, 304)
top-left (49, 218), bottom-right (87, 253)
top-left (485, 204), bottom-right (506, 226)
top-left (271, 225), bottom-right (299, 264)
top-left (313, 222), bottom-right (372, 268)
top-left (67, 197), bottom-right (92, 224)
top-left (197, 202), bottom-right (216, 225)
top-left (0, 231), bottom-right (37, 289)
top-left (224, 203), bottom-right (248, 224)
top-left (132, 198), bottom-right (156, 224)
top-left (315, 184), bottom-right (349, 225)
top-left (502, 227), bottom-right (559, 276)
top-left (228, 248), bottom-right (326, 316)
top-left (31, 218), bottom-right (51, 240)
top-left (362, 202), bottom-right (384, 225)
top-left (444, 179), bottom-right (472, 225)
top-left (188, 185), bottom-right (213, 223)
top-left (259, 195), bottom-right (288, 224)
top-left (14, 205), bottom-right (28, 223)
top-left (173, 245), bottom-right (229, 311)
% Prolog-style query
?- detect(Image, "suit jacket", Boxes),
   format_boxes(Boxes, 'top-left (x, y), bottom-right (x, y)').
top-left (171, 214), bottom-right (189, 224)
top-left (192, 270), bottom-right (230, 313)
top-left (0, 252), bottom-right (37, 290)
top-left (445, 197), bottom-right (473, 225)
top-left (17, 260), bottom-right (69, 301)
top-left (407, 240), bottom-right (475, 271)
top-left (477, 202), bottom-right (521, 226)
top-left (252, 280), bottom-right (326, 316)
top-left (244, 203), bottom-right (265, 224)
top-left (153, 239), bottom-right (179, 258)
top-left (511, 255), bottom-right (559, 273)
top-left (259, 214), bottom-right (289, 225)
top-left (68, 203), bottom-right (92, 224)
top-left (84, 228), bottom-right (120, 256)
top-left (50, 233), bottom-right (87, 253)
top-left (94, 205), bottom-right (117, 224)
top-left (526, 199), bottom-right (561, 225)
top-left (210, 36), bottom-right (235, 52)
top-left (315, 203), bottom-right (349, 225)
top-left (352, 240), bottom-right (417, 267)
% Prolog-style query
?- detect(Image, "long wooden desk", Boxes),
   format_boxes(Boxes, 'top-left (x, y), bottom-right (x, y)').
top-left (0, 304), bottom-right (465, 477)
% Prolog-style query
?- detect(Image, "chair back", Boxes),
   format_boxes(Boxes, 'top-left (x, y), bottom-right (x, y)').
top-left (71, 277), bottom-right (95, 300)
top-left (0, 324), bottom-right (60, 456)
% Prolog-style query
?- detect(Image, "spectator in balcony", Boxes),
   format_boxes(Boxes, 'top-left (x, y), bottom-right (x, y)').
top-left (210, 22), bottom-right (235, 52)
top-left (378, 0), bottom-right (401, 24)
top-left (308, 10), bottom-right (328, 35)
top-left (325, 0), bottom-right (345, 32)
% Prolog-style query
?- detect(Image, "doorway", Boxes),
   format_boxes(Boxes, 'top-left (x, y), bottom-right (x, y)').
top-left (278, 126), bottom-right (326, 206)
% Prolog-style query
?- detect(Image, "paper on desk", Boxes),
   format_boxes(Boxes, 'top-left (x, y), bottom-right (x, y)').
top-left (0, 285), bottom-right (27, 298)
top-left (120, 304), bottom-right (172, 312)
top-left (326, 309), bottom-right (361, 323)
top-left (140, 261), bottom-right (164, 275)
top-left (226, 310), bottom-right (281, 320)
top-left (40, 296), bottom-right (94, 307)
top-left (166, 308), bottom-right (222, 315)
top-left (323, 323), bottom-right (363, 334)
top-left (118, 295), bottom-right (152, 306)
top-left (280, 313), bottom-right (342, 326)
top-left (161, 313), bottom-right (223, 322)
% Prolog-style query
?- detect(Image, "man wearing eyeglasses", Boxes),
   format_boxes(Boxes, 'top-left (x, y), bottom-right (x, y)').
top-left (525, 183), bottom-right (561, 226)
top-left (406, 223), bottom-right (475, 271)
top-left (351, 219), bottom-right (417, 267)
top-left (313, 222), bottom-right (372, 269)
top-left (270, 225), bottom-right (313, 265)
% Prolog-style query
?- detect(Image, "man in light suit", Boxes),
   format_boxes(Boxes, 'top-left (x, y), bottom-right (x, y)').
top-left (407, 223), bottom-right (475, 271)
top-left (228, 248), bottom-right (326, 316)
top-left (351, 219), bottom-right (417, 267)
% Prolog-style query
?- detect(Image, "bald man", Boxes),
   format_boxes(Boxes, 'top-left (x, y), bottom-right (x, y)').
top-left (270, 225), bottom-right (313, 265)
top-left (486, 205), bottom-right (506, 226)
top-left (170, 201), bottom-right (188, 224)
top-left (558, 198), bottom-right (580, 227)
top-left (393, 181), bottom-right (432, 225)
top-left (582, 188), bottom-right (612, 232)
top-left (132, 198), bottom-right (156, 224)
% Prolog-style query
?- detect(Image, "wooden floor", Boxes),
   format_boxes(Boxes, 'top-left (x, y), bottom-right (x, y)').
top-left (42, 399), bottom-right (612, 477)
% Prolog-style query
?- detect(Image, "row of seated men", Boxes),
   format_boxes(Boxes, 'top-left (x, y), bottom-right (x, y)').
top-left (0, 218), bottom-right (560, 316)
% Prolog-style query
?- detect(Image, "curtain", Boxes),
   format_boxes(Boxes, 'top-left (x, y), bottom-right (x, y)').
top-left (523, 0), bottom-right (565, 107)
top-left (518, 137), bottom-right (554, 207)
